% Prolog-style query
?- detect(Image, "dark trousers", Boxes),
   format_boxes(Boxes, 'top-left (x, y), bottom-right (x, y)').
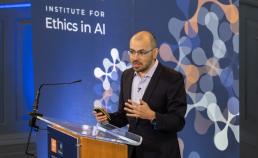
top-left (130, 147), bottom-right (142, 158)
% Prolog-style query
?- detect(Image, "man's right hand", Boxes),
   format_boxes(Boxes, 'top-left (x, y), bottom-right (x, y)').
top-left (93, 111), bottom-right (108, 123)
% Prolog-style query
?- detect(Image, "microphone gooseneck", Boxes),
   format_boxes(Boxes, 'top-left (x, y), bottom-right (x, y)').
top-left (32, 79), bottom-right (82, 113)
top-left (25, 79), bottom-right (82, 157)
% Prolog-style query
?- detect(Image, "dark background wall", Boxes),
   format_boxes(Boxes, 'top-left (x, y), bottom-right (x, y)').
top-left (0, 2), bottom-right (35, 158)
top-left (240, 0), bottom-right (258, 157)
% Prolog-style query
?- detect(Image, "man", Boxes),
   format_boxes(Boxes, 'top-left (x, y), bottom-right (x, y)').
top-left (94, 31), bottom-right (187, 158)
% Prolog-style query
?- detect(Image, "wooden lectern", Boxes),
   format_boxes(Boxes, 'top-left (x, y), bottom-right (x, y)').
top-left (37, 117), bottom-right (142, 158)
top-left (48, 126), bottom-right (127, 158)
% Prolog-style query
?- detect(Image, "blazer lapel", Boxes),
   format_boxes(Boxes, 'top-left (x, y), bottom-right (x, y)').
top-left (123, 69), bottom-right (134, 101)
top-left (142, 63), bottom-right (162, 103)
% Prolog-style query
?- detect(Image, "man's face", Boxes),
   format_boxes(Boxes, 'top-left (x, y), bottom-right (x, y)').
top-left (129, 38), bottom-right (157, 73)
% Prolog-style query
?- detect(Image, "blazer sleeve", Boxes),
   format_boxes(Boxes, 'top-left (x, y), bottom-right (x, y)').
top-left (108, 72), bottom-right (128, 127)
top-left (155, 73), bottom-right (187, 132)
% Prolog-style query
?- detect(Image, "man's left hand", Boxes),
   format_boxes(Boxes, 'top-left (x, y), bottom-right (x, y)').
top-left (124, 99), bottom-right (156, 121)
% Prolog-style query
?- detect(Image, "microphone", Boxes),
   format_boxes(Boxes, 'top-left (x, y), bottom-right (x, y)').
top-left (25, 79), bottom-right (82, 156)
top-left (32, 79), bottom-right (82, 113)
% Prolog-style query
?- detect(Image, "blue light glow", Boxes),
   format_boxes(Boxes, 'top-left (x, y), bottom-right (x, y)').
top-left (22, 24), bottom-right (34, 119)
top-left (0, 3), bottom-right (31, 9)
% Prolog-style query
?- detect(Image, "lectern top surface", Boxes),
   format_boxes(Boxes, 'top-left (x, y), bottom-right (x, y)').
top-left (37, 116), bottom-right (142, 146)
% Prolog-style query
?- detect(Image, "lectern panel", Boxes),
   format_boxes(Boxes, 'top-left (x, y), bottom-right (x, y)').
top-left (48, 126), bottom-right (79, 158)
top-left (80, 137), bottom-right (127, 158)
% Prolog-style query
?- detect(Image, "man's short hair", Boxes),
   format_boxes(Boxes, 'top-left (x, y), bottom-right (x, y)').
top-left (131, 31), bottom-right (157, 48)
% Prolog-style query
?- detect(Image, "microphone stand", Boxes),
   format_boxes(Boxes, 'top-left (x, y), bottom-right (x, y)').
top-left (25, 80), bottom-right (81, 157)
top-left (25, 87), bottom-right (43, 157)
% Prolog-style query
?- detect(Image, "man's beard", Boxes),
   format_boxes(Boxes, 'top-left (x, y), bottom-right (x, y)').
top-left (132, 60), bottom-right (152, 73)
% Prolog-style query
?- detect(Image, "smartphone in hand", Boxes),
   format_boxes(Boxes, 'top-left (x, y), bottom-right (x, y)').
top-left (94, 105), bottom-right (111, 120)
